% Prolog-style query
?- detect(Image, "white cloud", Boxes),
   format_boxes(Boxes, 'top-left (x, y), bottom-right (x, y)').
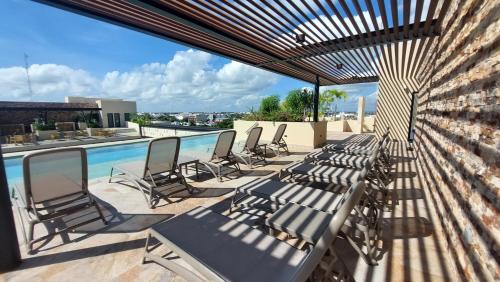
top-left (0, 64), bottom-right (97, 100)
top-left (0, 49), bottom-right (279, 111)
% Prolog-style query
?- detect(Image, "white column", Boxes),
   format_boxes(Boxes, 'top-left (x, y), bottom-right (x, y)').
top-left (356, 97), bottom-right (366, 134)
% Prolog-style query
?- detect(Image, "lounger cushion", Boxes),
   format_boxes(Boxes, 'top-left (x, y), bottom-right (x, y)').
top-left (238, 179), bottom-right (343, 213)
top-left (283, 162), bottom-right (362, 185)
top-left (307, 151), bottom-right (369, 168)
top-left (266, 203), bottom-right (333, 244)
top-left (151, 207), bottom-right (307, 282)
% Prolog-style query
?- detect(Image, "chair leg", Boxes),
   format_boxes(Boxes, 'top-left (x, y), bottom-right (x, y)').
top-left (94, 202), bottom-right (108, 225)
top-left (27, 221), bottom-right (35, 254)
top-left (142, 233), bottom-right (152, 264)
top-left (108, 167), bottom-right (114, 183)
top-left (148, 186), bottom-right (154, 209)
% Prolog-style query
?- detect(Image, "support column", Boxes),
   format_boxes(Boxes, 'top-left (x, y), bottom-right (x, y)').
top-left (356, 96), bottom-right (366, 134)
top-left (0, 146), bottom-right (21, 271)
top-left (313, 75), bottom-right (320, 122)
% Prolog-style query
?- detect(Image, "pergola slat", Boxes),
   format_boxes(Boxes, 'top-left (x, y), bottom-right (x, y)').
top-left (35, 0), bottom-right (445, 85)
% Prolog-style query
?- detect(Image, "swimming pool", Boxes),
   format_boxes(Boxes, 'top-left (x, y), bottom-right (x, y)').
top-left (3, 134), bottom-right (218, 188)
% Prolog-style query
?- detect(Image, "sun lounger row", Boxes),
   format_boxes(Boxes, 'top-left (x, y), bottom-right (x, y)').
top-left (147, 129), bottom-right (392, 279)
top-left (11, 125), bottom-right (391, 279)
top-left (143, 180), bottom-right (367, 281)
top-left (10, 125), bottom-right (290, 252)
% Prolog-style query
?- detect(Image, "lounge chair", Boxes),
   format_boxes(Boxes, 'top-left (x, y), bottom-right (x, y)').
top-left (10, 147), bottom-right (107, 253)
top-left (231, 178), bottom-right (345, 213)
top-left (307, 137), bottom-right (391, 180)
top-left (142, 180), bottom-right (366, 281)
top-left (280, 156), bottom-right (373, 187)
top-left (233, 126), bottom-right (266, 168)
top-left (233, 178), bottom-right (382, 265)
top-left (109, 136), bottom-right (190, 208)
top-left (199, 130), bottom-right (241, 182)
top-left (259, 123), bottom-right (288, 156)
top-left (323, 127), bottom-right (390, 153)
top-left (280, 150), bottom-right (388, 202)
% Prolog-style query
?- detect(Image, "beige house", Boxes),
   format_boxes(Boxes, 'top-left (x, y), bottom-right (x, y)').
top-left (65, 96), bottom-right (137, 128)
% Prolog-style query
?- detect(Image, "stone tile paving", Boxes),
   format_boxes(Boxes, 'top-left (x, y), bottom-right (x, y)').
top-left (1, 133), bottom-right (455, 281)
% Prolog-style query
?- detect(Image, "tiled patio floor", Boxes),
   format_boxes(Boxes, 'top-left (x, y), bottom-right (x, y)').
top-left (1, 133), bottom-right (456, 281)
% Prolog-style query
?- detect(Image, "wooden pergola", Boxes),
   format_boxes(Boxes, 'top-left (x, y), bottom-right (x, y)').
top-left (34, 0), bottom-right (448, 121)
top-left (0, 0), bottom-right (453, 271)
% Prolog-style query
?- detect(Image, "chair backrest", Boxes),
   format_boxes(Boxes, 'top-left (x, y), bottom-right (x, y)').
top-left (292, 181), bottom-right (366, 281)
top-left (22, 147), bottom-right (88, 207)
top-left (144, 136), bottom-right (181, 177)
top-left (272, 124), bottom-right (287, 144)
top-left (55, 122), bottom-right (75, 132)
top-left (358, 152), bottom-right (377, 181)
top-left (245, 127), bottom-right (263, 152)
top-left (213, 130), bottom-right (237, 159)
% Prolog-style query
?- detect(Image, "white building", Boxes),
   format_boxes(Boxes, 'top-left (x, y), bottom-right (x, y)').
top-left (65, 96), bottom-right (137, 128)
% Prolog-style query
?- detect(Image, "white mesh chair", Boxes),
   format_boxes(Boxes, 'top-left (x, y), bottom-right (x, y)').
top-left (234, 178), bottom-right (382, 265)
top-left (142, 181), bottom-right (365, 281)
top-left (11, 147), bottom-right (107, 253)
top-left (307, 138), bottom-right (391, 181)
top-left (322, 127), bottom-right (390, 155)
top-left (109, 136), bottom-right (190, 208)
top-left (259, 123), bottom-right (289, 156)
top-left (199, 130), bottom-right (241, 182)
top-left (233, 126), bottom-right (266, 168)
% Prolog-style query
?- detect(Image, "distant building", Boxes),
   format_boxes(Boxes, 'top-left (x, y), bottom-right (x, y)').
top-left (65, 96), bottom-right (137, 128)
top-left (175, 113), bottom-right (189, 121)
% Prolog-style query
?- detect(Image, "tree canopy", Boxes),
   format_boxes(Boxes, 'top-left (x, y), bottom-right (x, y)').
top-left (259, 95), bottom-right (280, 114)
top-left (319, 89), bottom-right (348, 116)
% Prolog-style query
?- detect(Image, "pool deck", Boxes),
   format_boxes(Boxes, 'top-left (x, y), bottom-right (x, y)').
top-left (1, 132), bottom-right (457, 282)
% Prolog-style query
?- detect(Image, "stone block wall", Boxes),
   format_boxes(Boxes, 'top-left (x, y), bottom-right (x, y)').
top-left (415, 0), bottom-right (499, 281)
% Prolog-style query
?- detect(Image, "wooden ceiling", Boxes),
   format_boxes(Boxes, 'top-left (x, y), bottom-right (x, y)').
top-left (36, 0), bottom-right (449, 85)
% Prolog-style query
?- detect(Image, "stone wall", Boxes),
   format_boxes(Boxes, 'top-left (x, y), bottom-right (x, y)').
top-left (0, 101), bottom-right (99, 132)
top-left (415, 0), bottom-right (499, 281)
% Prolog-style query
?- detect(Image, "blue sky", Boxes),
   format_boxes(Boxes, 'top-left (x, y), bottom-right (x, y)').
top-left (0, 0), bottom-right (379, 112)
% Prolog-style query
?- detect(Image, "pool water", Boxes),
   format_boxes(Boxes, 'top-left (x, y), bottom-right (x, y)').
top-left (4, 134), bottom-right (217, 188)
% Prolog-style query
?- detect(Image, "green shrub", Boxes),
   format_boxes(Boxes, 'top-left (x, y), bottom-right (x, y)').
top-left (259, 95), bottom-right (280, 114)
top-left (216, 119), bottom-right (233, 129)
top-left (33, 120), bottom-right (55, 131)
top-left (242, 89), bottom-right (314, 122)
top-left (130, 113), bottom-right (152, 126)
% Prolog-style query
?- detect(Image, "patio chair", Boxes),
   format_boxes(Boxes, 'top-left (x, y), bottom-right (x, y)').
top-left (231, 178), bottom-right (344, 214)
top-left (10, 147), bottom-right (107, 253)
top-left (307, 138), bottom-right (391, 181)
top-left (282, 148), bottom-right (388, 196)
top-left (109, 136), bottom-right (191, 208)
top-left (259, 123), bottom-right (289, 156)
top-left (233, 126), bottom-right (266, 168)
top-left (9, 134), bottom-right (25, 145)
top-left (264, 181), bottom-right (380, 266)
top-left (199, 130), bottom-right (241, 182)
top-left (142, 180), bottom-right (366, 281)
top-left (322, 127), bottom-right (390, 153)
top-left (280, 155), bottom-right (374, 187)
top-left (233, 180), bottom-right (382, 265)
top-left (55, 122), bottom-right (77, 140)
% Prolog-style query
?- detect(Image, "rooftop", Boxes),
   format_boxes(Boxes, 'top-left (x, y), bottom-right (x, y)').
top-left (2, 133), bottom-right (455, 281)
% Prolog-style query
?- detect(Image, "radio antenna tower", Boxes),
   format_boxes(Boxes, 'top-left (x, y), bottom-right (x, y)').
top-left (24, 53), bottom-right (34, 96)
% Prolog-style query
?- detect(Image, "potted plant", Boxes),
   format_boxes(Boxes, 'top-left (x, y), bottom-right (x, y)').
top-left (234, 89), bottom-right (333, 149)
top-left (33, 120), bottom-right (58, 140)
top-left (86, 120), bottom-right (101, 136)
top-left (130, 114), bottom-right (152, 137)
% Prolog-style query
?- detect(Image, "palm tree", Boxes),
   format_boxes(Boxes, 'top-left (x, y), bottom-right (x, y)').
top-left (320, 89), bottom-right (348, 120)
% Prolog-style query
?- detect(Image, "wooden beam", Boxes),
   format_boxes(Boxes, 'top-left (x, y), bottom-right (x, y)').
top-left (258, 20), bottom-right (439, 67)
